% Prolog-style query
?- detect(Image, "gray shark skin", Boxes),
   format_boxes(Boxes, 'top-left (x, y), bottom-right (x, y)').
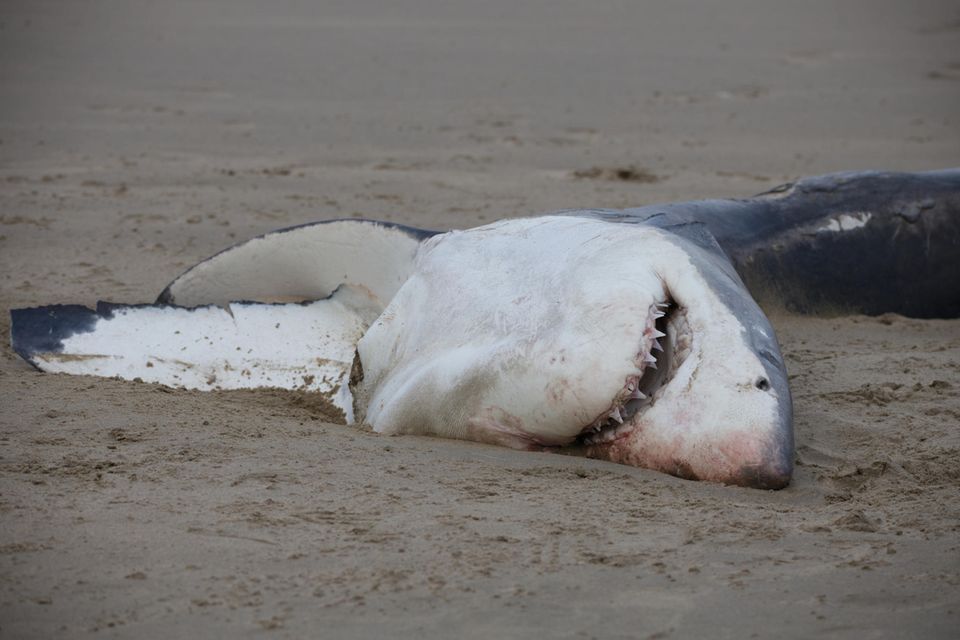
top-left (603, 169), bottom-right (959, 318)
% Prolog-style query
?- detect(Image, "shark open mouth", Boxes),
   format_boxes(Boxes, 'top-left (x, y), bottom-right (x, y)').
top-left (578, 297), bottom-right (692, 446)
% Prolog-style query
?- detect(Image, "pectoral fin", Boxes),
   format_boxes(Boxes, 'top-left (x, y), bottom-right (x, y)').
top-left (11, 290), bottom-right (370, 422)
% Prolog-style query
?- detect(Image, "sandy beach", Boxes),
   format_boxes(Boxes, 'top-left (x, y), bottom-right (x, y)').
top-left (2, 1), bottom-right (959, 637)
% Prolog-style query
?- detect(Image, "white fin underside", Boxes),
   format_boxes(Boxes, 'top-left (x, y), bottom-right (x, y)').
top-left (18, 297), bottom-right (367, 423)
top-left (161, 219), bottom-right (425, 308)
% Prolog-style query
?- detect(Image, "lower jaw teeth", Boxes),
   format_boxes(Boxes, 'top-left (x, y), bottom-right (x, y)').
top-left (584, 421), bottom-right (632, 445)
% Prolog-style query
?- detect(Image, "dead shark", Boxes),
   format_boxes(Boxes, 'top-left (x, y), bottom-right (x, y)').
top-left (10, 169), bottom-right (960, 489)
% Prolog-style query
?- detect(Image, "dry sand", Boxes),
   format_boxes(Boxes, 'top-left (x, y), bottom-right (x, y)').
top-left (1, 1), bottom-right (959, 637)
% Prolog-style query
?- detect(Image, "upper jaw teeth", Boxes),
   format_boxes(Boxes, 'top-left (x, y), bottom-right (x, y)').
top-left (583, 298), bottom-right (670, 446)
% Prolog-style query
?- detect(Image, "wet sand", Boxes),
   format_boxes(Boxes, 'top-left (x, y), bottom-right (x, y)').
top-left (1, 1), bottom-right (959, 637)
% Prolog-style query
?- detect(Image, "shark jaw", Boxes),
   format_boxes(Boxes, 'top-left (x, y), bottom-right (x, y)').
top-left (574, 296), bottom-right (793, 489)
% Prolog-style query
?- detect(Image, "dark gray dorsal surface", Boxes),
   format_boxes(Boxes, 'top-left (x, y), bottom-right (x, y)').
top-left (605, 169), bottom-right (960, 318)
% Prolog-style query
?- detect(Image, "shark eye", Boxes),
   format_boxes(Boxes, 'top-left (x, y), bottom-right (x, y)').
top-left (755, 377), bottom-right (771, 391)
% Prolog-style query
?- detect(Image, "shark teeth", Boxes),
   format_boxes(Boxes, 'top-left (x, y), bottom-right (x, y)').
top-left (583, 297), bottom-right (672, 446)
top-left (583, 421), bottom-right (634, 445)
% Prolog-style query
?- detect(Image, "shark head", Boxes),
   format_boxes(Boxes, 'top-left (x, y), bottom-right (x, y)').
top-left (575, 228), bottom-right (794, 489)
top-left (358, 215), bottom-right (794, 489)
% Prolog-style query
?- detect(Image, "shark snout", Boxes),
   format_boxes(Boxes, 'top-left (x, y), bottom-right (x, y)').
top-left (734, 446), bottom-right (793, 489)
top-left (727, 401), bottom-right (794, 489)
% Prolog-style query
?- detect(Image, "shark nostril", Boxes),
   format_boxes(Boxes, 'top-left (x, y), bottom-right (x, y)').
top-left (755, 377), bottom-right (771, 391)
